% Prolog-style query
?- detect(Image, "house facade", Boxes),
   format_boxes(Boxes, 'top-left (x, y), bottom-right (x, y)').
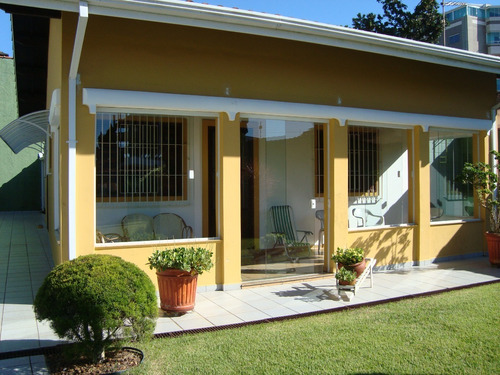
top-left (1, 0), bottom-right (500, 291)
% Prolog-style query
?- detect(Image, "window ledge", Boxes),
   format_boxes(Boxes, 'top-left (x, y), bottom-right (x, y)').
top-left (349, 223), bottom-right (416, 232)
top-left (95, 237), bottom-right (220, 249)
top-left (430, 218), bottom-right (482, 226)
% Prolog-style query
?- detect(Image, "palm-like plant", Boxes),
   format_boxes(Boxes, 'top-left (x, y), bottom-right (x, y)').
top-left (459, 150), bottom-right (500, 233)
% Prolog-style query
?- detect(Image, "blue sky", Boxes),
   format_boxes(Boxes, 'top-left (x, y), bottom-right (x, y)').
top-left (1, 0), bottom-right (500, 56)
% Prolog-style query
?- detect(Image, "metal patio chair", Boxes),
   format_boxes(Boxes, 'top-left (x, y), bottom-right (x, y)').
top-left (121, 213), bottom-right (155, 241)
top-left (153, 213), bottom-right (193, 240)
top-left (96, 230), bottom-right (123, 243)
top-left (270, 205), bottom-right (313, 262)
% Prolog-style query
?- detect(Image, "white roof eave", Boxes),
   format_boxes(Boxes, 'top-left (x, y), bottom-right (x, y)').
top-left (82, 88), bottom-right (493, 132)
top-left (7, 0), bottom-right (500, 74)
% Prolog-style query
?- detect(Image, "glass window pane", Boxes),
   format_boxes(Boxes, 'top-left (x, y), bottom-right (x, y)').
top-left (95, 114), bottom-right (217, 243)
top-left (429, 129), bottom-right (474, 222)
top-left (348, 126), bottom-right (409, 228)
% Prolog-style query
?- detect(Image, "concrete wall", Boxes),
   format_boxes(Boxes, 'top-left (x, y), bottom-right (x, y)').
top-left (0, 56), bottom-right (41, 211)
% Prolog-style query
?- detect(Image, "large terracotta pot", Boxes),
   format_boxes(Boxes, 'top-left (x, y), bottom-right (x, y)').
top-left (338, 258), bottom-right (366, 277)
top-left (156, 269), bottom-right (198, 312)
top-left (339, 279), bottom-right (357, 286)
top-left (485, 232), bottom-right (500, 267)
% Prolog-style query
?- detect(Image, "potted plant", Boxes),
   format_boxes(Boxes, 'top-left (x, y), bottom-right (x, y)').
top-left (335, 267), bottom-right (357, 286)
top-left (332, 247), bottom-right (366, 276)
top-left (459, 150), bottom-right (500, 266)
top-left (148, 247), bottom-right (214, 312)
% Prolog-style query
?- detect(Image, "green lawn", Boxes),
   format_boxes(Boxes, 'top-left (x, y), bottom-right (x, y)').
top-left (130, 283), bottom-right (500, 374)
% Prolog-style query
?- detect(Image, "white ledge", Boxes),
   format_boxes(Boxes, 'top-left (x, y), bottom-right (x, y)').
top-left (83, 88), bottom-right (493, 131)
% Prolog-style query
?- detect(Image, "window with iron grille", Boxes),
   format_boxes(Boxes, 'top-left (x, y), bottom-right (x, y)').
top-left (348, 126), bottom-right (379, 195)
top-left (96, 113), bottom-right (187, 202)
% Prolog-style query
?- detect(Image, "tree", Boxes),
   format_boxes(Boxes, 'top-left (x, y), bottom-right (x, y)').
top-left (352, 0), bottom-right (442, 43)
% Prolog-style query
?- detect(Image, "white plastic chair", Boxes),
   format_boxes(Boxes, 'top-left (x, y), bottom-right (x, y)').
top-left (352, 207), bottom-right (384, 227)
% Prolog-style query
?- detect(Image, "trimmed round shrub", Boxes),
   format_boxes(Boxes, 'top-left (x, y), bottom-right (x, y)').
top-left (34, 254), bottom-right (158, 363)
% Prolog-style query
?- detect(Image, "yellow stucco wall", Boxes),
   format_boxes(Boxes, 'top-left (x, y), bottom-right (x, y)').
top-left (46, 17), bottom-right (63, 265)
top-left (47, 12), bottom-right (495, 289)
top-left (74, 15), bottom-right (497, 118)
top-left (219, 113), bottom-right (242, 286)
top-left (427, 222), bottom-right (485, 260)
top-left (95, 241), bottom-right (220, 289)
top-left (347, 226), bottom-right (415, 267)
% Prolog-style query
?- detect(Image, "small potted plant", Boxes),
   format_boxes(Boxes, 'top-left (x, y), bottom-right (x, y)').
top-left (335, 267), bottom-right (357, 286)
top-left (332, 247), bottom-right (366, 276)
top-left (459, 150), bottom-right (500, 266)
top-left (148, 247), bottom-right (214, 312)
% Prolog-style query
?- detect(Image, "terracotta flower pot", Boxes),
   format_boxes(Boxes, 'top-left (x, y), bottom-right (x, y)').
top-left (156, 269), bottom-right (198, 312)
top-left (485, 232), bottom-right (500, 267)
top-left (339, 279), bottom-right (357, 286)
top-left (338, 258), bottom-right (366, 277)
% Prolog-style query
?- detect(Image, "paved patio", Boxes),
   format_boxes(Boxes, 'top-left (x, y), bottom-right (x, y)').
top-left (0, 211), bottom-right (499, 374)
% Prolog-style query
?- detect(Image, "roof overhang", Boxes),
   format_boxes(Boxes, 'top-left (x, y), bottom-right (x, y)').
top-left (2, 0), bottom-right (500, 75)
top-left (0, 110), bottom-right (50, 153)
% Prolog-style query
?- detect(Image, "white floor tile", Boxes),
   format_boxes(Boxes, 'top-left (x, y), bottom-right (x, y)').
top-left (154, 319), bottom-right (182, 334)
top-left (233, 310), bottom-right (271, 322)
top-left (205, 313), bottom-right (244, 326)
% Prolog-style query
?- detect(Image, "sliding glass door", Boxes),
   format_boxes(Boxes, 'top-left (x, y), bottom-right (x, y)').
top-left (240, 118), bottom-right (325, 282)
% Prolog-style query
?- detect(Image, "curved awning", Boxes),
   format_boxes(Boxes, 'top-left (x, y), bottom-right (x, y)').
top-left (0, 110), bottom-right (50, 154)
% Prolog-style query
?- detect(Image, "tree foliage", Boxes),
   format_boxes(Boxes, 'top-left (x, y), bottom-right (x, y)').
top-left (352, 0), bottom-right (442, 43)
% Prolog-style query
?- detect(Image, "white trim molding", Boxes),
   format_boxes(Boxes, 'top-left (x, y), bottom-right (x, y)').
top-left (83, 88), bottom-right (493, 132)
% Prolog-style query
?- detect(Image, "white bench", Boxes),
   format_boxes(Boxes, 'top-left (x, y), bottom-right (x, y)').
top-left (336, 257), bottom-right (376, 300)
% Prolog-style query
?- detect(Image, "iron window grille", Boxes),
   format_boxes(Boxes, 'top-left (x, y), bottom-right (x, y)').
top-left (96, 113), bottom-right (187, 202)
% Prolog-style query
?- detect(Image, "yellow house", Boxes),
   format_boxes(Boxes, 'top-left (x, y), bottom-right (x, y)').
top-left (1, 0), bottom-right (500, 292)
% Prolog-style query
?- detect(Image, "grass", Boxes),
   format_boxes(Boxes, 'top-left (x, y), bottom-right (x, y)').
top-left (129, 283), bottom-right (500, 374)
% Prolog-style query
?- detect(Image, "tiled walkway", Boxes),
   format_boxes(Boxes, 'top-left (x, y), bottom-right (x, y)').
top-left (1, 211), bottom-right (499, 374)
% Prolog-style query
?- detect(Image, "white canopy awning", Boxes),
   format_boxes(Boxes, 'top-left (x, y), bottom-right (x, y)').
top-left (0, 110), bottom-right (50, 154)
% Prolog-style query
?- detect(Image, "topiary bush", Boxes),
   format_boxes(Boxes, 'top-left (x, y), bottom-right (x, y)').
top-left (34, 254), bottom-right (158, 363)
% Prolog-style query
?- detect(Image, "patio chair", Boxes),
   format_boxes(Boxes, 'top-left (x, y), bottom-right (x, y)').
top-left (121, 213), bottom-right (155, 241)
top-left (96, 230), bottom-right (123, 243)
top-left (153, 213), bottom-right (193, 240)
top-left (270, 205), bottom-right (313, 262)
top-left (352, 207), bottom-right (385, 227)
top-left (430, 202), bottom-right (444, 220)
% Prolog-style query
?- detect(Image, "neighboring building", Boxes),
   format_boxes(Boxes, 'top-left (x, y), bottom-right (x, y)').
top-left (0, 51), bottom-right (41, 211)
top-left (0, 0), bottom-right (499, 292)
top-left (441, 4), bottom-right (500, 56)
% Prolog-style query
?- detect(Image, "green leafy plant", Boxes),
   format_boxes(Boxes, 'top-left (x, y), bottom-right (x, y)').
top-left (147, 247), bottom-right (214, 275)
top-left (459, 150), bottom-right (500, 233)
top-left (33, 254), bottom-right (158, 364)
top-left (335, 267), bottom-right (357, 283)
top-left (331, 247), bottom-right (364, 265)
